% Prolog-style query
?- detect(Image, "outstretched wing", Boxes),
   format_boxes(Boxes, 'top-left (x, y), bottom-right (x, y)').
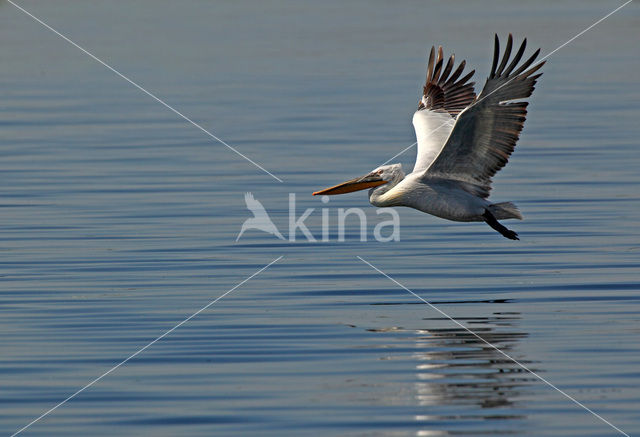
top-left (412, 46), bottom-right (476, 173)
top-left (425, 34), bottom-right (545, 198)
top-left (244, 192), bottom-right (268, 217)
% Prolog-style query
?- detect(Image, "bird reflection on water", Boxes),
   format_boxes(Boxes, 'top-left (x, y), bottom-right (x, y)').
top-left (369, 311), bottom-right (534, 435)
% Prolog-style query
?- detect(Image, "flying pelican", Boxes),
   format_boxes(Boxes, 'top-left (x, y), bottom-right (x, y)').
top-left (313, 34), bottom-right (544, 240)
top-left (237, 192), bottom-right (285, 241)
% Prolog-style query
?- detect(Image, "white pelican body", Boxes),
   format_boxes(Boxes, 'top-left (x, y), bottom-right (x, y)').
top-left (314, 34), bottom-right (544, 240)
top-left (372, 173), bottom-right (485, 220)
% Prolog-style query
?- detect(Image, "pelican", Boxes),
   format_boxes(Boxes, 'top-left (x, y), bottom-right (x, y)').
top-left (313, 34), bottom-right (544, 240)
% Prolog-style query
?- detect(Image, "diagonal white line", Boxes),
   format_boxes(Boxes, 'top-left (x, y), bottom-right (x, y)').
top-left (6, 0), bottom-right (283, 183)
top-left (539, 0), bottom-right (633, 61)
top-left (379, 0), bottom-right (633, 167)
top-left (379, 141), bottom-right (417, 167)
top-left (357, 256), bottom-right (631, 437)
top-left (10, 256), bottom-right (284, 437)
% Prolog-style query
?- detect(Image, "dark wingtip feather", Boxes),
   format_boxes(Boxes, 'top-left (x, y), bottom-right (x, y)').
top-left (458, 69), bottom-right (475, 86)
top-left (427, 46), bottom-right (436, 82)
top-left (433, 58), bottom-right (444, 82)
top-left (491, 34), bottom-right (500, 77)
top-left (522, 60), bottom-right (545, 79)
top-left (446, 59), bottom-right (466, 85)
top-left (503, 38), bottom-right (527, 76)
top-left (512, 48), bottom-right (541, 76)
top-left (496, 34), bottom-right (513, 76)
top-left (441, 54), bottom-right (455, 83)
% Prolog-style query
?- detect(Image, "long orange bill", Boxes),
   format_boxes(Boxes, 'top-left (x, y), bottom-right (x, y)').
top-left (313, 173), bottom-right (387, 196)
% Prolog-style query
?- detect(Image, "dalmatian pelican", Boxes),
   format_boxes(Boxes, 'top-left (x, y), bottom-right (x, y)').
top-left (314, 34), bottom-right (545, 240)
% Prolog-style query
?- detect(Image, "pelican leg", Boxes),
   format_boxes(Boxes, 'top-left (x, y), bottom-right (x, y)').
top-left (482, 209), bottom-right (519, 240)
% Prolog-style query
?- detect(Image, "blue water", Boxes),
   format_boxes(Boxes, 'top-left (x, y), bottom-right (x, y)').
top-left (1, 1), bottom-right (639, 436)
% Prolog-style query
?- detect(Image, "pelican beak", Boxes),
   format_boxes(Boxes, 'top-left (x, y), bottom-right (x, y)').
top-left (313, 172), bottom-right (387, 196)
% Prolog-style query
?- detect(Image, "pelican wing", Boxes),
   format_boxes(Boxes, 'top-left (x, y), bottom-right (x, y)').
top-left (425, 34), bottom-right (544, 198)
top-left (412, 46), bottom-right (476, 173)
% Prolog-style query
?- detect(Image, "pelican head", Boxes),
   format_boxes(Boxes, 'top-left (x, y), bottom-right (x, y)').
top-left (313, 163), bottom-right (405, 201)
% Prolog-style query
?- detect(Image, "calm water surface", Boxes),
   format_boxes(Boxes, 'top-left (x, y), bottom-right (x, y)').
top-left (1, 1), bottom-right (639, 436)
